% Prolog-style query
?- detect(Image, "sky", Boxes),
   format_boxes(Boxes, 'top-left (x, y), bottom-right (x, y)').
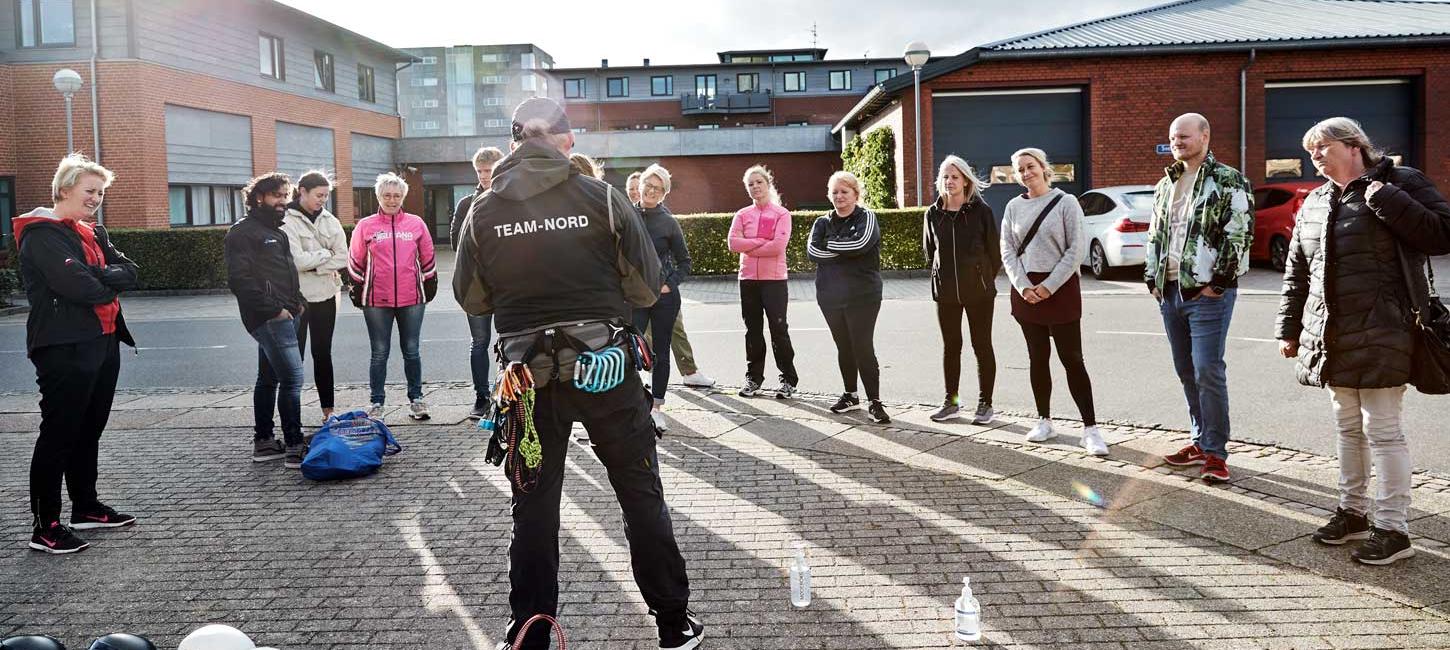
top-left (276, 0), bottom-right (1169, 67)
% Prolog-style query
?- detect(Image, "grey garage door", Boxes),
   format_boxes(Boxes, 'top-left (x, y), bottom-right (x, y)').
top-left (1265, 79), bottom-right (1413, 182)
top-left (932, 88), bottom-right (1085, 218)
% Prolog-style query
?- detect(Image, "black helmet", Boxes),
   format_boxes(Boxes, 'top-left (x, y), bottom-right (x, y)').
top-left (88, 635), bottom-right (155, 650)
top-left (0, 635), bottom-right (66, 650)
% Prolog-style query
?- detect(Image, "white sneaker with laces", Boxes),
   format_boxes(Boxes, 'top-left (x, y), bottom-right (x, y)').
top-left (1081, 425), bottom-right (1110, 456)
top-left (408, 400), bottom-right (431, 421)
top-left (650, 409), bottom-right (668, 432)
top-left (681, 371), bottom-right (716, 388)
top-left (1026, 418), bottom-right (1057, 442)
top-left (367, 403), bottom-right (385, 419)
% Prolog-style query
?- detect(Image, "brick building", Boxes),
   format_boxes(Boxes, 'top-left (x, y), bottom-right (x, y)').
top-left (0, 0), bottom-right (411, 243)
top-left (834, 0), bottom-right (1450, 217)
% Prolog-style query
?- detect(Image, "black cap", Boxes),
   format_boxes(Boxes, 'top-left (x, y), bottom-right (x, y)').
top-left (88, 635), bottom-right (156, 650)
top-left (1, 636), bottom-right (66, 650)
top-left (511, 97), bottom-right (571, 142)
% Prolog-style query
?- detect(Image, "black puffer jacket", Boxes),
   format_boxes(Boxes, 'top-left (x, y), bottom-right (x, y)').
top-left (1275, 159), bottom-right (1450, 388)
top-left (923, 196), bottom-right (1000, 304)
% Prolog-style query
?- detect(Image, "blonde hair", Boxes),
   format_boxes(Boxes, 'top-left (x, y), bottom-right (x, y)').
top-left (827, 170), bottom-right (865, 203)
top-left (52, 153), bottom-right (114, 202)
top-left (1302, 116), bottom-right (1383, 168)
top-left (472, 146), bottom-right (504, 168)
top-left (1010, 147), bottom-right (1053, 187)
top-left (373, 172), bottom-right (409, 197)
top-left (640, 164), bottom-right (672, 195)
top-left (742, 164), bottom-right (781, 205)
top-left (935, 154), bottom-right (988, 204)
top-left (570, 153), bottom-right (604, 179)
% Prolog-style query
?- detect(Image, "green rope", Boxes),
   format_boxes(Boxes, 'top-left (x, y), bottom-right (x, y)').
top-left (517, 389), bottom-right (542, 469)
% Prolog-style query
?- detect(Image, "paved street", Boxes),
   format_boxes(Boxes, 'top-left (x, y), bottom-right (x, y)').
top-left (3, 384), bottom-right (1450, 648)
top-left (3, 252), bottom-right (1449, 473)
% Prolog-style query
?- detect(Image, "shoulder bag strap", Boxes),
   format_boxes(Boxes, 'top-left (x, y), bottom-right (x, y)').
top-left (1016, 193), bottom-right (1065, 258)
top-left (1394, 241), bottom-right (1430, 318)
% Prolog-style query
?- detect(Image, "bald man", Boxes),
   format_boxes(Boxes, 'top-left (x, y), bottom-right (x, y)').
top-left (1147, 113), bottom-right (1255, 483)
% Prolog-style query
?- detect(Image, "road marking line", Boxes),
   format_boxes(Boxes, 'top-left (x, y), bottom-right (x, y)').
top-left (1, 344), bottom-right (229, 354)
top-left (1096, 330), bottom-right (1275, 344)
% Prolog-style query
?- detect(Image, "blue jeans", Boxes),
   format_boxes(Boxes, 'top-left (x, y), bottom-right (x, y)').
top-left (468, 313), bottom-right (494, 400)
top-left (1159, 282), bottom-right (1237, 459)
top-left (633, 289), bottom-right (681, 402)
top-left (252, 317), bottom-right (305, 446)
top-left (363, 304), bottom-right (426, 404)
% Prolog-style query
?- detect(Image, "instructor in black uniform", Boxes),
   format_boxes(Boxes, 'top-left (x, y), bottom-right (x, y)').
top-left (454, 98), bottom-right (702, 650)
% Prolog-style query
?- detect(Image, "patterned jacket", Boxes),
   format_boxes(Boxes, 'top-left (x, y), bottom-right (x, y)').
top-left (1144, 152), bottom-right (1254, 295)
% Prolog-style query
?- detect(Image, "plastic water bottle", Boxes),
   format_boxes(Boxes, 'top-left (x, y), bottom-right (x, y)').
top-left (788, 542), bottom-right (811, 607)
top-left (954, 576), bottom-right (981, 641)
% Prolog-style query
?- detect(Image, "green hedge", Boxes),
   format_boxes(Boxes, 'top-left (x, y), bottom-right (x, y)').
top-left (842, 127), bottom-right (898, 210)
top-left (0, 268), bottom-right (17, 306)
top-left (109, 227), bottom-right (230, 290)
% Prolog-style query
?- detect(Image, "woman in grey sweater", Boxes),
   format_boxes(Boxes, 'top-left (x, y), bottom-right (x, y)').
top-left (999, 147), bottom-right (1107, 456)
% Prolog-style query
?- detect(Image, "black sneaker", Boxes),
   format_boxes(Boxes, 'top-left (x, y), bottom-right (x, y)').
top-left (1313, 507), bottom-right (1371, 546)
top-left (652, 609), bottom-right (704, 650)
top-left (29, 521), bottom-right (89, 554)
top-left (1352, 526), bottom-right (1415, 566)
top-left (868, 400), bottom-right (891, 424)
top-left (468, 396), bottom-right (490, 421)
top-left (252, 437), bottom-right (285, 462)
top-left (930, 395), bottom-right (960, 421)
top-left (829, 392), bottom-right (861, 413)
top-left (284, 443), bottom-right (307, 469)
top-left (739, 379), bottom-right (762, 397)
top-left (774, 382), bottom-right (796, 400)
top-left (70, 503), bottom-right (137, 530)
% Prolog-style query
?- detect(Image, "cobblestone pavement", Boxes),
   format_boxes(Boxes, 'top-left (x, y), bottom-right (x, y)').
top-left (3, 383), bottom-right (1450, 649)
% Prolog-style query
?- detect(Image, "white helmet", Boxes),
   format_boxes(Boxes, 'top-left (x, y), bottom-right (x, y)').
top-left (176, 626), bottom-right (278, 650)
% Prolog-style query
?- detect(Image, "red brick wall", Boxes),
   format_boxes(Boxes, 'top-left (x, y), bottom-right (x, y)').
top-left (5, 60), bottom-right (402, 229)
top-left (899, 45), bottom-right (1450, 199)
top-left (564, 94), bottom-right (861, 131)
top-left (636, 151), bottom-right (842, 215)
top-left (0, 65), bottom-right (16, 177)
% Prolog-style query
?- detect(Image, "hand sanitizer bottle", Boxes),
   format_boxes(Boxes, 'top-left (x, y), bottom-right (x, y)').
top-left (954, 576), bottom-right (980, 641)
top-left (788, 542), bottom-right (812, 608)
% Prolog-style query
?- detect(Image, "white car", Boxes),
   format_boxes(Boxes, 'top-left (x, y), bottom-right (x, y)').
top-left (1077, 185), bottom-right (1155, 280)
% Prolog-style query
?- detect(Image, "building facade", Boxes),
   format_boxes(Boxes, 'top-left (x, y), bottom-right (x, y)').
top-left (0, 0), bottom-right (410, 241)
top-left (396, 44), bottom-right (556, 139)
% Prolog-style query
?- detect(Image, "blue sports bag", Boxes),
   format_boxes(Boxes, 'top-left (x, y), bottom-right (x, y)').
top-left (300, 411), bottom-right (402, 481)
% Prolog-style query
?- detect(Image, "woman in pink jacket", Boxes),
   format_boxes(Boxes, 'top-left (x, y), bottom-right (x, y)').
top-left (729, 165), bottom-right (798, 398)
top-left (349, 172), bottom-right (437, 420)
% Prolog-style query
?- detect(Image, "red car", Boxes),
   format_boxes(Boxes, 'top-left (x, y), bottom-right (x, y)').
top-left (1253, 181), bottom-right (1321, 271)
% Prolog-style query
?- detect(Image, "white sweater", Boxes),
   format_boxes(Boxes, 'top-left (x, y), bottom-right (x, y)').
top-left (999, 188), bottom-right (1086, 294)
top-left (281, 206), bottom-right (350, 303)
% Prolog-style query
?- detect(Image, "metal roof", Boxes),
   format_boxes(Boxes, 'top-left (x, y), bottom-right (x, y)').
top-left (987, 0), bottom-right (1450, 52)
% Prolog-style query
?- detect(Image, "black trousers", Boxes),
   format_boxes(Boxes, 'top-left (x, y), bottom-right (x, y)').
top-left (296, 297), bottom-right (338, 410)
top-left (29, 334), bottom-right (120, 525)
top-left (820, 301), bottom-right (881, 401)
top-left (937, 299), bottom-right (996, 406)
top-left (1017, 319), bottom-right (1096, 426)
top-left (507, 370), bottom-right (690, 649)
top-left (740, 280), bottom-right (798, 385)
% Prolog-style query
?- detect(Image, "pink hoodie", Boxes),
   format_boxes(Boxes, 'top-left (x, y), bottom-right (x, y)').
top-left (728, 203), bottom-right (791, 280)
top-left (349, 211), bottom-right (436, 308)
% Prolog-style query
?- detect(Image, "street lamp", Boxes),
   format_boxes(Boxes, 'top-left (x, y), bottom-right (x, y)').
top-left (904, 42), bottom-right (930, 207)
top-left (52, 68), bottom-right (83, 154)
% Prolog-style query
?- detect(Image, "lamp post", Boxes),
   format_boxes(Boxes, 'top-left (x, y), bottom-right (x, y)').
top-left (52, 68), bottom-right (83, 154)
top-left (904, 42), bottom-right (930, 207)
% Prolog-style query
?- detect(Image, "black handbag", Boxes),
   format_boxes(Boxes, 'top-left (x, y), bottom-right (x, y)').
top-left (1396, 244), bottom-right (1450, 395)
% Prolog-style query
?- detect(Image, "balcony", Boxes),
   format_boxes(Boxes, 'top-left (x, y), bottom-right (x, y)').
top-left (681, 90), bottom-right (772, 115)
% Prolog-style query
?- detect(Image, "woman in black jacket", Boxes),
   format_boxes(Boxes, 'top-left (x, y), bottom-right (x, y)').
top-left (632, 164), bottom-right (691, 432)
top-left (808, 171), bottom-right (889, 424)
top-left (13, 154), bottom-right (139, 555)
top-left (924, 155), bottom-right (1000, 424)
top-left (1276, 117), bottom-right (1450, 567)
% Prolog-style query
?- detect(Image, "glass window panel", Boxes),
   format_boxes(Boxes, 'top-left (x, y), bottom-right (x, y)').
top-left (1049, 164), bottom-right (1074, 183)
top-left (212, 187), bottom-right (234, 224)
top-left (168, 186), bottom-right (188, 226)
top-left (259, 35), bottom-right (272, 76)
top-left (38, 0), bottom-right (74, 45)
top-left (18, 0), bottom-right (35, 47)
top-left (990, 165), bottom-right (1014, 185)
top-left (875, 69), bottom-right (896, 84)
top-left (737, 73), bottom-right (757, 93)
top-left (1266, 159), bottom-right (1302, 179)
top-left (190, 186), bottom-right (212, 226)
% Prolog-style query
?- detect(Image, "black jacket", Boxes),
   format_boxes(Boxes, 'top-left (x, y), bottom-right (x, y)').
top-left (225, 206), bottom-right (306, 333)
top-left (15, 213), bottom-right (137, 356)
top-left (638, 204), bottom-right (691, 292)
top-left (452, 141), bottom-right (660, 334)
top-left (807, 206), bottom-right (883, 309)
top-left (924, 196), bottom-right (1001, 304)
top-left (450, 185), bottom-right (484, 251)
top-left (1275, 159), bottom-right (1450, 388)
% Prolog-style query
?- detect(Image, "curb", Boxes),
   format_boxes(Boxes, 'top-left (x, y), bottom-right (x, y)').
top-left (0, 304), bottom-right (28, 317)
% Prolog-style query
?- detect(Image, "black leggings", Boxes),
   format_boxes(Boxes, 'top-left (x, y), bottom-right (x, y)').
top-left (1017, 319), bottom-right (1096, 426)
top-left (937, 300), bottom-right (996, 406)
top-left (820, 302), bottom-right (881, 401)
top-left (296, 297), bottom-right (338, 410)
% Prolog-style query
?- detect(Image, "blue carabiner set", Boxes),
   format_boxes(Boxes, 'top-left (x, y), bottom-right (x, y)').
top-left (573, 346), bottom-right (629, 393)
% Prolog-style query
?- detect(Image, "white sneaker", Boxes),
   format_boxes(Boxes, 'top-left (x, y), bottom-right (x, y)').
top-left (650, 409), bottom-right (668, 432)
top-left (408, 400), bottom-right (431, 421)
top-left (1026, 418), bottom-right (1056, 442)
top-left (681, 371), bottom-right (716, 388)
top-left (1081, 426), bottom-right (1109, 456)
top-left (367, 403), bottom-right (385, 419)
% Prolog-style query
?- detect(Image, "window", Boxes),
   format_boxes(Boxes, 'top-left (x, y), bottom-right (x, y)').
top-left (786, 121), bottom-right (809, 127)
top-left (478, 75), bottom-right (506, 85)
top-left (651, 75), bottom-right (673, 96)
top-left (874, 68), bottom-right (897, 84)
top-left (411, 77), bottom-right (439, 87)
top-left (259, 33), bottom-right (284, 80)
top-left (521, 74), bottom-right (538, 91)
top-left (521, 53), bottom-right (536, 69)
top-left (483, 119), bottom-right (509, 128)
top-left (564, 78), bottom-right (584, 98)
top-left (418, 56), bottom-right (438, 65)
top-left (353, 188), bottom-right (379, 219)
top-left (829, 70), bottom-right (851, 91)
top-left (411, 99), bottom-right (439, 108)
top-left (16, 0), bottom-right (75, 47)
top-left (1266, 158), bottom-right (1302, 179)
top-left (1122, 191), bottom-right (1155, 212)
top-left (1050, 164), bottom-right (1075, 183)
top-left (1078, 192), bottom-right (1112, 217)
top-left (737, 73), bottom-right (759, 93)
top-left (697, 124), bottom-right (719, 130)
top-left (478, 53), bottom-right (508, 63)
top-left (168, 185), bottom-right (242, 227)
top-left (653, 125), bottom-right (674, 131)
top-left (481, 96), bottom-right (505, 106)
top-left (1254, 188), bottom-right (1295, 209)
top-left (415, 121), bottom-right (440, 130)
top-left (313, 50), bottom-right (335, 92)
top-left (0, 177), bottom-right (15, 248)
top-left (607, 77), bottom-right (628, 97)
top-left (694, 75), bottom-right (716, 99)
top-left (783, 72), bottom-right (805, 92)
top-left (571, 127), bottom-right (587, 134)
top-left (358, 65), bottom-right (376, 102)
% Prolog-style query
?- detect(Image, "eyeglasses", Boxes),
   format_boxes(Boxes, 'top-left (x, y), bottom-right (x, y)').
top-left (642, 183), bottom-right (666, 195)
